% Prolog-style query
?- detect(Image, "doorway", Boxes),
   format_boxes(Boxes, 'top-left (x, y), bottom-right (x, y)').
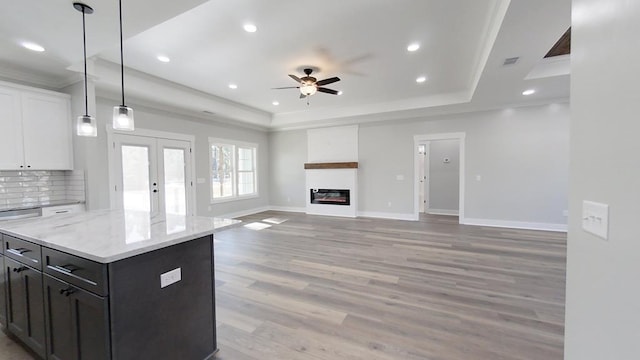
top-left (414, 133), bottom-right (465, 222)
top-left (418, 140), bottom-right (460, 216)
top-left (110, 131), bottom-right (195, 216)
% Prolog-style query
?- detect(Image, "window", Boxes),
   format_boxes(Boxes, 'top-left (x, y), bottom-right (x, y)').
top-left (209, 138), bottom-right (257, 202)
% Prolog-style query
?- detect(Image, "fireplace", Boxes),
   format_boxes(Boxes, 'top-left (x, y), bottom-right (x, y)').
top-left (310, 189), bottom-right (351, 206)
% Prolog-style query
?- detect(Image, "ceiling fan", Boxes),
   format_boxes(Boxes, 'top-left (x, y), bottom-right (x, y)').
top-left (273, 68), bottom-right (341, 100)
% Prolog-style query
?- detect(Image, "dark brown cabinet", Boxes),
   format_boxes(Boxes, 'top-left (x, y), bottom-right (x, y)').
top-left (0, 231), bottom-right (217, 359)
top-left (0, 253), bottom-right (7, 328)
top-left (5, 257), bottom-right (46, 358)
top-left (43, 275), bottom-right (110, 360)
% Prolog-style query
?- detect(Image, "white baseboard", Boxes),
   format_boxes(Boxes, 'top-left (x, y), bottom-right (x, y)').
top-left (426, 208), bottom-right (459, 216)
top-left (269, 206), bottom-right (306, 213)
top-left (219, 206), bottom-right (271, 219)
top-left (357, 211), bottom-right (417, 221)
top-left (461, 218), bottom-right (567, 232)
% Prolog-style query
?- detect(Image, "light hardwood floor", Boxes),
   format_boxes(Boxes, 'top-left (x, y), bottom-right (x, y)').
top-left (0, 212), bottom-right (566, 359)
top-left (213, 212), bottom-right (566, 360)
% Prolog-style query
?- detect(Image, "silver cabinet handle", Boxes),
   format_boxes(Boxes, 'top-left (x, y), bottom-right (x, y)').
top-left (7, 248), bottom-right (31, 256)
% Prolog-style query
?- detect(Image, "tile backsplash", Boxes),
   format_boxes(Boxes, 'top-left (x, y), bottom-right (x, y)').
top-left (0, 170), bottom-right (85, 207)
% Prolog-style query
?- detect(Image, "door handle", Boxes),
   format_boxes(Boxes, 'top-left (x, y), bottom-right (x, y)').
top-left (59, 287), bottom-right (77, 297)
top-left (12, 267), bottom-right (27, 273)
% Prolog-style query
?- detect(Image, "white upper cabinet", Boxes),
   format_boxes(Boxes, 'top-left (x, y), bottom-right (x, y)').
top-left (0, 87), bottom-right (24, 169)
top-left (0, 82), bottom-right (73, 171)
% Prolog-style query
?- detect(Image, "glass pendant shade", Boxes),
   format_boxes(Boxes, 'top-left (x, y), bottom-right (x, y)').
top-left (300, 83), bottom-right (317, 96)
top-left (112, 105), bottom-right (135, 131)
top-left (77, 115), bottom-right (97, 137)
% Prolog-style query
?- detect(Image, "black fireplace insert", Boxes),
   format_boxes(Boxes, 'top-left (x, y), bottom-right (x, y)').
top-left (310, 189), bottom-right (350, 206)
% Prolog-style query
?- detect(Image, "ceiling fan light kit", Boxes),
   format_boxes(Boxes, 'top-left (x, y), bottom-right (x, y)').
top-left (274, 68), bottom-right (341, 104)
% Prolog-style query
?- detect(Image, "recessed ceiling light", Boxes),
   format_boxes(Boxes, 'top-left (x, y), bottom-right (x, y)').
top-left (522, 89), bottom-right (536, 96)
top-left (272, 101), bottom-right (279, 106)
top-left (157, 55), bottom-right (170, 63)
top-left (228, 83), bottom-right (238, 89)
top-left (21, 42), bottom-right (45, 52)
top-left (243, 24), bottom-right (257, 33)
top-left (416, 76), bottom-right (427, 83)
top-left (407, 43), bottom-right (420, 52)
top-left (337, 91), bottom-right (343, 96)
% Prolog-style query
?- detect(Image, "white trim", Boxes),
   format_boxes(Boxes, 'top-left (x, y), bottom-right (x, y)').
top-left (219, 206), bottom-right (271, 220)
top-left (461, 218), bottom-right (568, 232)
top-left (269, 206), bottom-right (306, 213)
top-left (357, 211), bottom-right (417, 221)
top-left (413, 132), bottom-right (465, 223)
top-left (426, 209), bottom-right (459, 216)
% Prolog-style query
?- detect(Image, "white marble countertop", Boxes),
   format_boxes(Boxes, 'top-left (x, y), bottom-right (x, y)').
top-left (0, 209), bottom-right (240, 263)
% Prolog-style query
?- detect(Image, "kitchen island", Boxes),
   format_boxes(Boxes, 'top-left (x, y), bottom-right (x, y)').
top-left (0, 209), bottom-right (239, 360)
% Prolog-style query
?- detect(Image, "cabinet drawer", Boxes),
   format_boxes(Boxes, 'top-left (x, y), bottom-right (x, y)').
top-left (42, 248), bottom-right (108, 296)
top-left (41, 204), bottom-right (85, 218)
top-left (4, 235), bottom-right (41, 270)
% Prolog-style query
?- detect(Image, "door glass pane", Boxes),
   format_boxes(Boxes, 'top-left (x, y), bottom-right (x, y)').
top-left (122, 145), bottom-right (150, 212)
top-left (211, 144), bottom-right (234, 198)
top-left (163, 148), bottom-right (186, 215)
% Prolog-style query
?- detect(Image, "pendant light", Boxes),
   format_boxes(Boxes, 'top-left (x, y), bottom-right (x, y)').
top-left (74, 2), bottom-right (97, 137)
top-left (112, 0), bottom-right (134, 131)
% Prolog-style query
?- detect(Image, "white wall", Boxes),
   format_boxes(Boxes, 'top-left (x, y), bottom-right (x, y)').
top-left (92, 98), bottom-right (269, 217)
top-left (564, 0), bottom-right (640, 358)
top-left (428, 140), bottom-right (460, 213)
top-left (270, 103), bottom-right (570, 228)
top-left (269, 130), bottom-right (307, 210)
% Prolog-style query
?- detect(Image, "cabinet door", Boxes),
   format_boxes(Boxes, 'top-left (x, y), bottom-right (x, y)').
top-left (0, 254), bottom-right (7, 328)
top-left (44, 274), bottom-right (110, 360)
top-left (21, 92), bottom-right (73, 170)
top-left (0, 87), bottom-right (24, 170)
top-left (44, 275), bottom-right (75, 360)
top-left (5, 258), bottom-right (46, 358)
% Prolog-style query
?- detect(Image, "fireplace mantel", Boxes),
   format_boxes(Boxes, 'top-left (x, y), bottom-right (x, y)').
top-left (304, 162), bottom-right (358, 170)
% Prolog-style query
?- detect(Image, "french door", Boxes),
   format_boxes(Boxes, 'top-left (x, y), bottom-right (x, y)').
top-left (113, 134), bottom-right (194, 216)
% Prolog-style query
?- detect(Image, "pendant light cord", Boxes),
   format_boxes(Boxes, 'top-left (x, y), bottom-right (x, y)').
top-left (82, 6), bottom-right (89, 116)
top-left (118, 0), bottom-right (125, 107)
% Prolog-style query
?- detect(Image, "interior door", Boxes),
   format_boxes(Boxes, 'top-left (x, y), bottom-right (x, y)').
top-left (113, 134), bottom-right (193, 216)
top-left (418, 144), bottom-right (428, 213)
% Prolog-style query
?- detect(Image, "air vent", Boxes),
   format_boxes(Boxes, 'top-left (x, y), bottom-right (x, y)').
top-left (503, 57), bottom-right (520, 66)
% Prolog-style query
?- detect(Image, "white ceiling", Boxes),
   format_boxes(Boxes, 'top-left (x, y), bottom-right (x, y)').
top-left (0, 0), bottom-right (571, 129)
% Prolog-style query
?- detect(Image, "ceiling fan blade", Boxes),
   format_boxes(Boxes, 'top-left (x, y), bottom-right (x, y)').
top-left (272, 86), bottom-right (300, 90)
top-left (316, 77), bottom-right (341, 86)
top-left (317, 87), bottom-right (339, 95)
top-left (289, 74), bottom-right (302, 83)
top-left (300, 93), bottom-right (307, 99)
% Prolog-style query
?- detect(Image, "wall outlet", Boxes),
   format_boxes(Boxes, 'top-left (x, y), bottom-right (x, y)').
top-left (476, 175), bottom-right (482, 181)
top-left (287, 196), bottom-right (291, 203)
top-left (387, 201), bottom-right (392, 207)
top-left (396, 175), bottom-right (404, 181)
top-left (160, 268), bottom-right (182, 288)
top-left (582, 201), bottom-right (609, 240)
top-left (563, 210), bottom-right (569, 217)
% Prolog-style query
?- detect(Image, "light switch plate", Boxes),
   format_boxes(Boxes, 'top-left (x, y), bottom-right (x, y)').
top-left (160, 268), bottom-right (182, 288)
top-left (582, 201), bottom-right (609, 240)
